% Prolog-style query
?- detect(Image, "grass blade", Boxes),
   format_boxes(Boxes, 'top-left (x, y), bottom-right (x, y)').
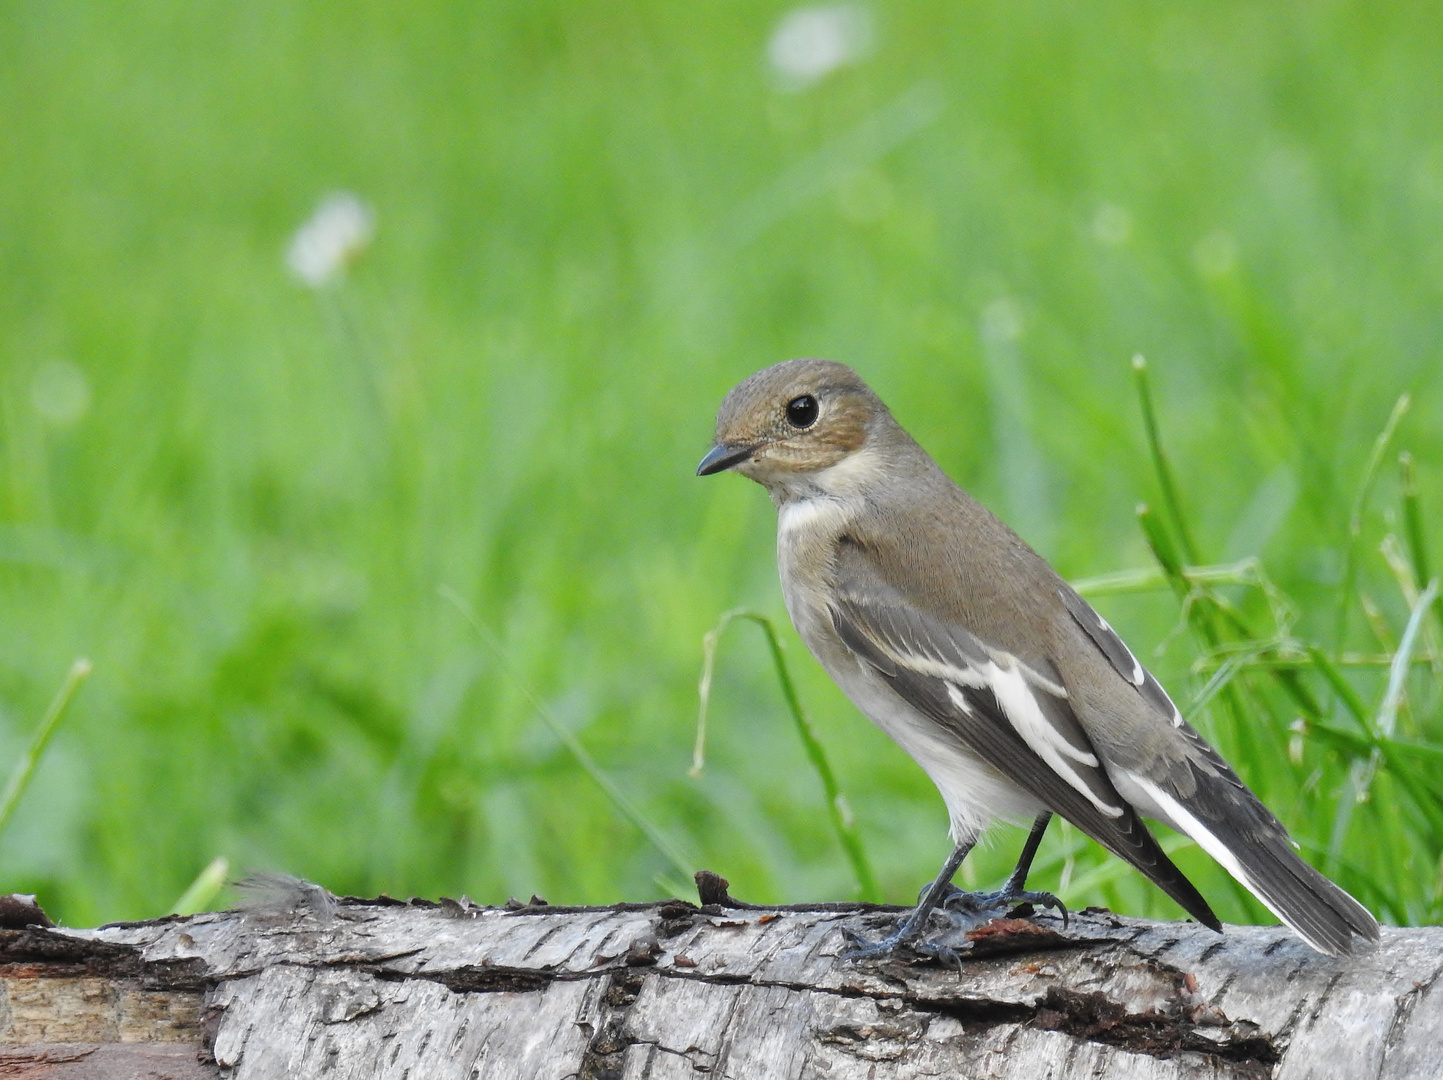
top-left (692, 618), bottom-right (728, 777)
top-left (1371, 750), bottom-right (1443, 865)
top-left (1136, 504), bottom-right (1191, 602)
top-left (1375, 577), bottom-right (1438, 739)
top-left (693, 610), bottom-right (879, 902)
top-left (1133, 355), bottom-right (1200, 566)
top-left (1303, 646), bottom-right (1371, 727)
top-left (1335, 393), bottom-right (1410, 650)
top-left (1184, 645), bottom-right (1269, 719)
top-left (1399, 453), bottom-right (1431, 590)
top-left (170, 857), bottom-right (231, 916)
top-left (1070, 567), bottom-right (1168, 596)
top-left (1137, 492), bottom-right (1325, 730)
top-left (439, 586), bottom-right (695, 883)
top-left (1398, 452), bottom-right (1443, 674)
top-left (1317, 578), bottom-right (1440, 874)
top-left (0, 658), bottom-right (92, 839)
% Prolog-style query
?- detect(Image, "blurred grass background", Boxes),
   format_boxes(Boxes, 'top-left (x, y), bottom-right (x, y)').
top-left (2, 0), bottom-right (1441, 929)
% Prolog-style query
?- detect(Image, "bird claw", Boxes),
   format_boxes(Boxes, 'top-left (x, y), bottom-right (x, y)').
top-left (841, 918), bottom-right (976, 966)
top-left (842, 885), bottom-right (1069, 967)
top-left (936, 884), bottom-right (1069, 930)
top-left (840, 923), bottom-right (917, 960)
top-left (910, 938), bottom-right (968, 974)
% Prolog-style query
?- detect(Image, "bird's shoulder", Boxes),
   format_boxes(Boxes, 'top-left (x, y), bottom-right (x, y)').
top-left (836, 474), bottom-right (1069, 660)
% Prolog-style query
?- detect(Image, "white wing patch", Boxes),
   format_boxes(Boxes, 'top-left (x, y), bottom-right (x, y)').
top-left (888, 648), bottom-right (1069, 703)
top-left (975, 660), bottom-right (1123, 819)
top-left (984, 646), bottom-right (1069, 699)
top-left (905, 654), bottom-right (1122, 820)
top-left (944, 682), bottom-right (976, 718)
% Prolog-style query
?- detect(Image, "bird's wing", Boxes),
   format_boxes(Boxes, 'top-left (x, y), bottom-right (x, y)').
top-left (1055, 584), bottom-right (1265, 810)
top-left (1057, 586), bottom-right (1187, 728)
top-left (828, 540), bottom-right (1220, 929)
top-left (1056, 582), bottom-right (1257, 798)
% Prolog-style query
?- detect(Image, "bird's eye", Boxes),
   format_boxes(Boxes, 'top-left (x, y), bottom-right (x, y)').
top-left (785, 394), bottom-right (819, 429)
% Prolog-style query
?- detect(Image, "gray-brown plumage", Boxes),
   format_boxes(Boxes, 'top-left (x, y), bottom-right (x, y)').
top-left (697, 357), bottom-right (1378, 957)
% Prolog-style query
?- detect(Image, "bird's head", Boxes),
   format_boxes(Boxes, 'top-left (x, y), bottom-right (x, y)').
top-left (697, 358), bottom-right (896, 498)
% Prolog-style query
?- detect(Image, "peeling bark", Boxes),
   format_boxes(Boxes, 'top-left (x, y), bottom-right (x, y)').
top-left (0, 889), bottom-right (1439, 1078)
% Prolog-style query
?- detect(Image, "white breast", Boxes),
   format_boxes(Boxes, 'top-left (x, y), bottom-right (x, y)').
top-left (778, 493), bottom-right (853, 541)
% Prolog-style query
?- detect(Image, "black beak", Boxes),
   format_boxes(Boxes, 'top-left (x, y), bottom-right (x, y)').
top-left (696, 443), bottom-right (755, 476)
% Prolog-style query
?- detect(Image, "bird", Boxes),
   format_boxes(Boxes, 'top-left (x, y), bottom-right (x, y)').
top-left (696, 357), bottom-right (1379, 959)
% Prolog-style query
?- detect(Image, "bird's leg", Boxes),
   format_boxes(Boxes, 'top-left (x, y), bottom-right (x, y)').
top-left (842, 840), bottom-right (974, 960)
top-left (936, 812), bottom-right (1069, 929)
top-left (844, 815), bottom-right (1070, 968)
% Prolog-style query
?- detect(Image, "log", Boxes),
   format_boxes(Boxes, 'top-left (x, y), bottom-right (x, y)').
top-left (0, 880), bottom-right (1439, 1079)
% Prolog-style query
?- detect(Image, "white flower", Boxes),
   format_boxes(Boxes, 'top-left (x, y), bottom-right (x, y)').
top-left (286, 192), bottom-right (375, 288)
top-left (767, 4), bottom-right (874, 90)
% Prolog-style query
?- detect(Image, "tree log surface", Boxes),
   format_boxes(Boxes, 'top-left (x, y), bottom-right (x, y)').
top-left (0, 896), bottom-right (1438, 1079)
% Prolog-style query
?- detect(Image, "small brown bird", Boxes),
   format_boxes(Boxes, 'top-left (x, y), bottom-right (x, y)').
top-left (697, 358), bottom-right (1379, 958)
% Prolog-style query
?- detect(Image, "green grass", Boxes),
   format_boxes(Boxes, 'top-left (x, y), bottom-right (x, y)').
top-left (2, 0), bottom-right (1442, 930)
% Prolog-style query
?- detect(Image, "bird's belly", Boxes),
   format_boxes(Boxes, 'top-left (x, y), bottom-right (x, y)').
top-left (777, 530), bottom-right (1041, 843)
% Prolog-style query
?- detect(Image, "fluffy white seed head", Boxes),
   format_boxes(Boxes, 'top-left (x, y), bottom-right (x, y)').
top-left (286, 192), bottom-right (375, 288)
top-left (767, 4), bottom-right (873, 90)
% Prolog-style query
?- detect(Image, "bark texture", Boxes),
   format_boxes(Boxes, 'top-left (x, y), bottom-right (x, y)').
top-left (0, 890), bottom-right (1440, 1079)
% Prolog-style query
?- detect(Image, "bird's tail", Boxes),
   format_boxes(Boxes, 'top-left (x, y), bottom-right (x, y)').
top-left (1139, 772), bottom-right (1379, 956)
top-left (1208, 821), bottom-right (1377, 957)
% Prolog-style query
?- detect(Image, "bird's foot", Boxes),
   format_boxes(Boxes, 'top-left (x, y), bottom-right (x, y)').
top-left (909, 937), bottom-right (969, 973)
top-left (840, 921), bottom-right (925, 961)
top-left (841, 885), bottom-right (1068, 966)
top-left (936, 883), bottom-right (1069, 930)
top-left (840, 913), bottom-right (985, 966)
